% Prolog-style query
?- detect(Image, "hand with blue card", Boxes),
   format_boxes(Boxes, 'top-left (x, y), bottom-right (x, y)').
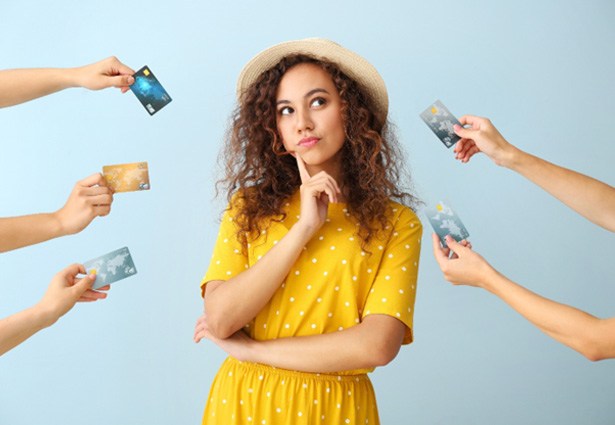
top-left (129, 65), bottom-right (172, 115)
top-left (425, 200), bottom-right (470, 248)
top-left (0, 264), bottom-right (108, 356)
top-left (0, 56), bottom-right (135, 109)
top-left (83, 247), bottom-right (138, 290)
top-left (420, 100), bottom-right (462, 148)
top-left (451, 115), bottom-right (515, 164)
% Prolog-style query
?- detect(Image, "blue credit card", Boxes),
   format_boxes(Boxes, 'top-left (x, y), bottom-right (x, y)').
top-left (129, 65), bottom-right (172, 115)
top-left (425, 200), bottom-right (470, 247)
top-left (83, 247), bottom-right (138, 289)
top-left (419, 100), bottom-right (461, 148)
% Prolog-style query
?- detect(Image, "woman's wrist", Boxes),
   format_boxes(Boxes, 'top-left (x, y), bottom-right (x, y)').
top-left (291, 220), bottom-right (320, 244)
top-left (479, 267), bottom-right (507, 294)
top-left (30, 303), bottom-right (58, 329)
top-left (49, 211), bottom-right (69, 238)
top-left (499, 144), bottom-right (526, 170)
top-left (245, 338), bottom-right (263, 364)
top-left (62, 66), bottom-right (84, 89)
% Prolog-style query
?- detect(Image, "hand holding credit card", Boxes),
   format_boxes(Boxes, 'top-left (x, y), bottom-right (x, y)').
top-left (83, 247), bottom-right (138, 290)
top-left (102, 162), bottom-right (150, 192)
top-left (129, 65), bottom-right (172, 115)
top-left (420, 100), bottom-right (462, 148)
top-left (425, 200), bottom-right (470, 248)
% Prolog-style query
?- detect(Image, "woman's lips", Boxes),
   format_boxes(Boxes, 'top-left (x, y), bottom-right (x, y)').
top-left (298, 137), bottom-right (320, 148)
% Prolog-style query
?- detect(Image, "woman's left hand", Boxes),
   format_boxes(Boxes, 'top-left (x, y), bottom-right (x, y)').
top-left (194, 312), bottom-right (256, 362)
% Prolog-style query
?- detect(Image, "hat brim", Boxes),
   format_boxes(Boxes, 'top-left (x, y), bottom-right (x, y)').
top-left (237, 38), bottom-right (388, 123)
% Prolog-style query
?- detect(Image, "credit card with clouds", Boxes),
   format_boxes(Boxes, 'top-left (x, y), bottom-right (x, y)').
top-left (102, 161), bottom-right (150, 193)
top-left (129, 65), bottom-right (172, 115)
top-left (83, 247), bottom-right (137, 290)
top-left (425, 200), bottom-right (470, 248)
top-left (420, 100), bottom-right (461, 148)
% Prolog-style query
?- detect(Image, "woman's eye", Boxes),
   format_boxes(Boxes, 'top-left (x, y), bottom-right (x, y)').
top-left (279, 106), bottom-right (293, 116)
top-left (310, 97), bottom-right (326, 108)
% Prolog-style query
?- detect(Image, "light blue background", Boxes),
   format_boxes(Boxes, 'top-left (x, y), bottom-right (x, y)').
top-left (1, 1), bottom-right (614, 424)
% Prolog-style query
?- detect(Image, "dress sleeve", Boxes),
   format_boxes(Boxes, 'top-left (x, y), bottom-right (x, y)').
top-left (200, 205), bottom-right (249, 297)
top-left (362, 206), bottom-right (423, 344)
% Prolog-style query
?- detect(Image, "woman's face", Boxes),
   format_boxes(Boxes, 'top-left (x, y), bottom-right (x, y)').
top-left (275, 62), bottom-right (346, 175)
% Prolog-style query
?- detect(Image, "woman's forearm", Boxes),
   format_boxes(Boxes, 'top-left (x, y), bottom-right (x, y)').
top-left (236, 315), bottom-right (405, 373)
top-left (484, 271), bottom-right (615, 361)
top-left (507, 150), bottom-right (615, 232)
top-left (0, 214), bottom-right (63, 253)
top-left (0, 68), bottom-right (77, 108)
top-left (0, 305), bottom-right (53, 356)
top-left (205, 223), bottom-right (315, 339)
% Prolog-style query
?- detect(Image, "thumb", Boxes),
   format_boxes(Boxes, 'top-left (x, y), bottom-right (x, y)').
top-left (432, 233), bottom-right (449, 268)
top-left (113, 61), bottom-right (136, 77)
top-left (78, 172), bottom-right (106, 188)
top-left (453, 124), bottom-right (476, 139)
top-left (108, 74), bottom-right (135, 88)
top-left (445, 236), bottom-right (468, 256)
top-left (73, 274), bottom-right (95, 294)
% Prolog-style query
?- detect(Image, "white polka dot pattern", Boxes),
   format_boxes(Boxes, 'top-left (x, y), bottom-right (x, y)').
top-left (201, 190), bottom-right (422, 368)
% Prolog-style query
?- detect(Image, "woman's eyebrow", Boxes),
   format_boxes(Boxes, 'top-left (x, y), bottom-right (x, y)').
top-left (304, 88), bottom-right (329, 98)
top-left (276, 88), bottom-right (330, 106)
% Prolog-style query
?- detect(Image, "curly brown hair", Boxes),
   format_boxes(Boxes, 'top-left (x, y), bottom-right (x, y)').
top-left (218, 54), bottom-right (418, 249)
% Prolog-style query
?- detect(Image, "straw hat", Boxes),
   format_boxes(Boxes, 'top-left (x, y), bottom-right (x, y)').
top-left (237, 38), bottom-right (389, 122)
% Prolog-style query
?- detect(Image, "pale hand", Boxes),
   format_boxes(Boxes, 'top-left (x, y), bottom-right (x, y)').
top-left (54, 173), bottom-right (114, 235)
top-left (37, 264), bottom-right (109, 326)
top-left (431, 233), bottom-right (494, 288)
top-left (74, 56), bottom-right (135, 94)
top-left (453, 115), bottom-right (515, 165)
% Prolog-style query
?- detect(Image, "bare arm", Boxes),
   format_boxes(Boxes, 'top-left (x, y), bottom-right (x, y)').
top-left (0, 265), bottom-right (108, 356)
top-left (0, 213), bottom-right (63, 253)
top-left (205, 154), bottom-right (341, 339)
top-left (205, 222), bottom-right (316, 339)
top-left (0, 56), bottom-right (135, 108)
top-left (433, 234), bottom-right (615, 361)
top-left (508, 150), bottom-right (615, 232)
top-left (453, 116), bottom-right (615, 232)
top-left (0, 173), bottom-right (113, 253)
top-left (194, 313), bottom-right (406, 373)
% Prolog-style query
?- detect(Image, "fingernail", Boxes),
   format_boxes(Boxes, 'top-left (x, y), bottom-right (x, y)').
top-left (127, 76), bottom-right (135, 84)
top-left (453, 124), bottom-right (461, 130)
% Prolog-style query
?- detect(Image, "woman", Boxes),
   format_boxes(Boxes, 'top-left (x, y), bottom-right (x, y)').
top-left (194, 38), bottom-right (422, 424)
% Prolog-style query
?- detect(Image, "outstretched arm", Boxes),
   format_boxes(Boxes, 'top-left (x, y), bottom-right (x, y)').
top-left (432, 234), bottom-right (615, 361)
top-left (0, 56), bottom-right (135, 108)
top-left (0, 264), bottom-right (109, 356)
top-left (194, 313), bottom-right (405, 373)
top-left (0, 173), bottom-right (113, 253)
top-left (453, 116), bottom-right (615, 232)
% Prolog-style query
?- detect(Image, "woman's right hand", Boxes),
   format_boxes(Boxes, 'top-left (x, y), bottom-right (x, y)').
top-left (295, 153), bottom-right (341, 234)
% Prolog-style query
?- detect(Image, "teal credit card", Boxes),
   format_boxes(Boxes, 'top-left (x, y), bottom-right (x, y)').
top-left (83, 247), bottom-right (138, 289)
top-left (425, 200), bottom-right (470, 247)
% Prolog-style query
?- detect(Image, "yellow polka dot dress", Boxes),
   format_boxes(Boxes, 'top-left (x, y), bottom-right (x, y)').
top-left (200, 191), bottom-right (422, 424)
